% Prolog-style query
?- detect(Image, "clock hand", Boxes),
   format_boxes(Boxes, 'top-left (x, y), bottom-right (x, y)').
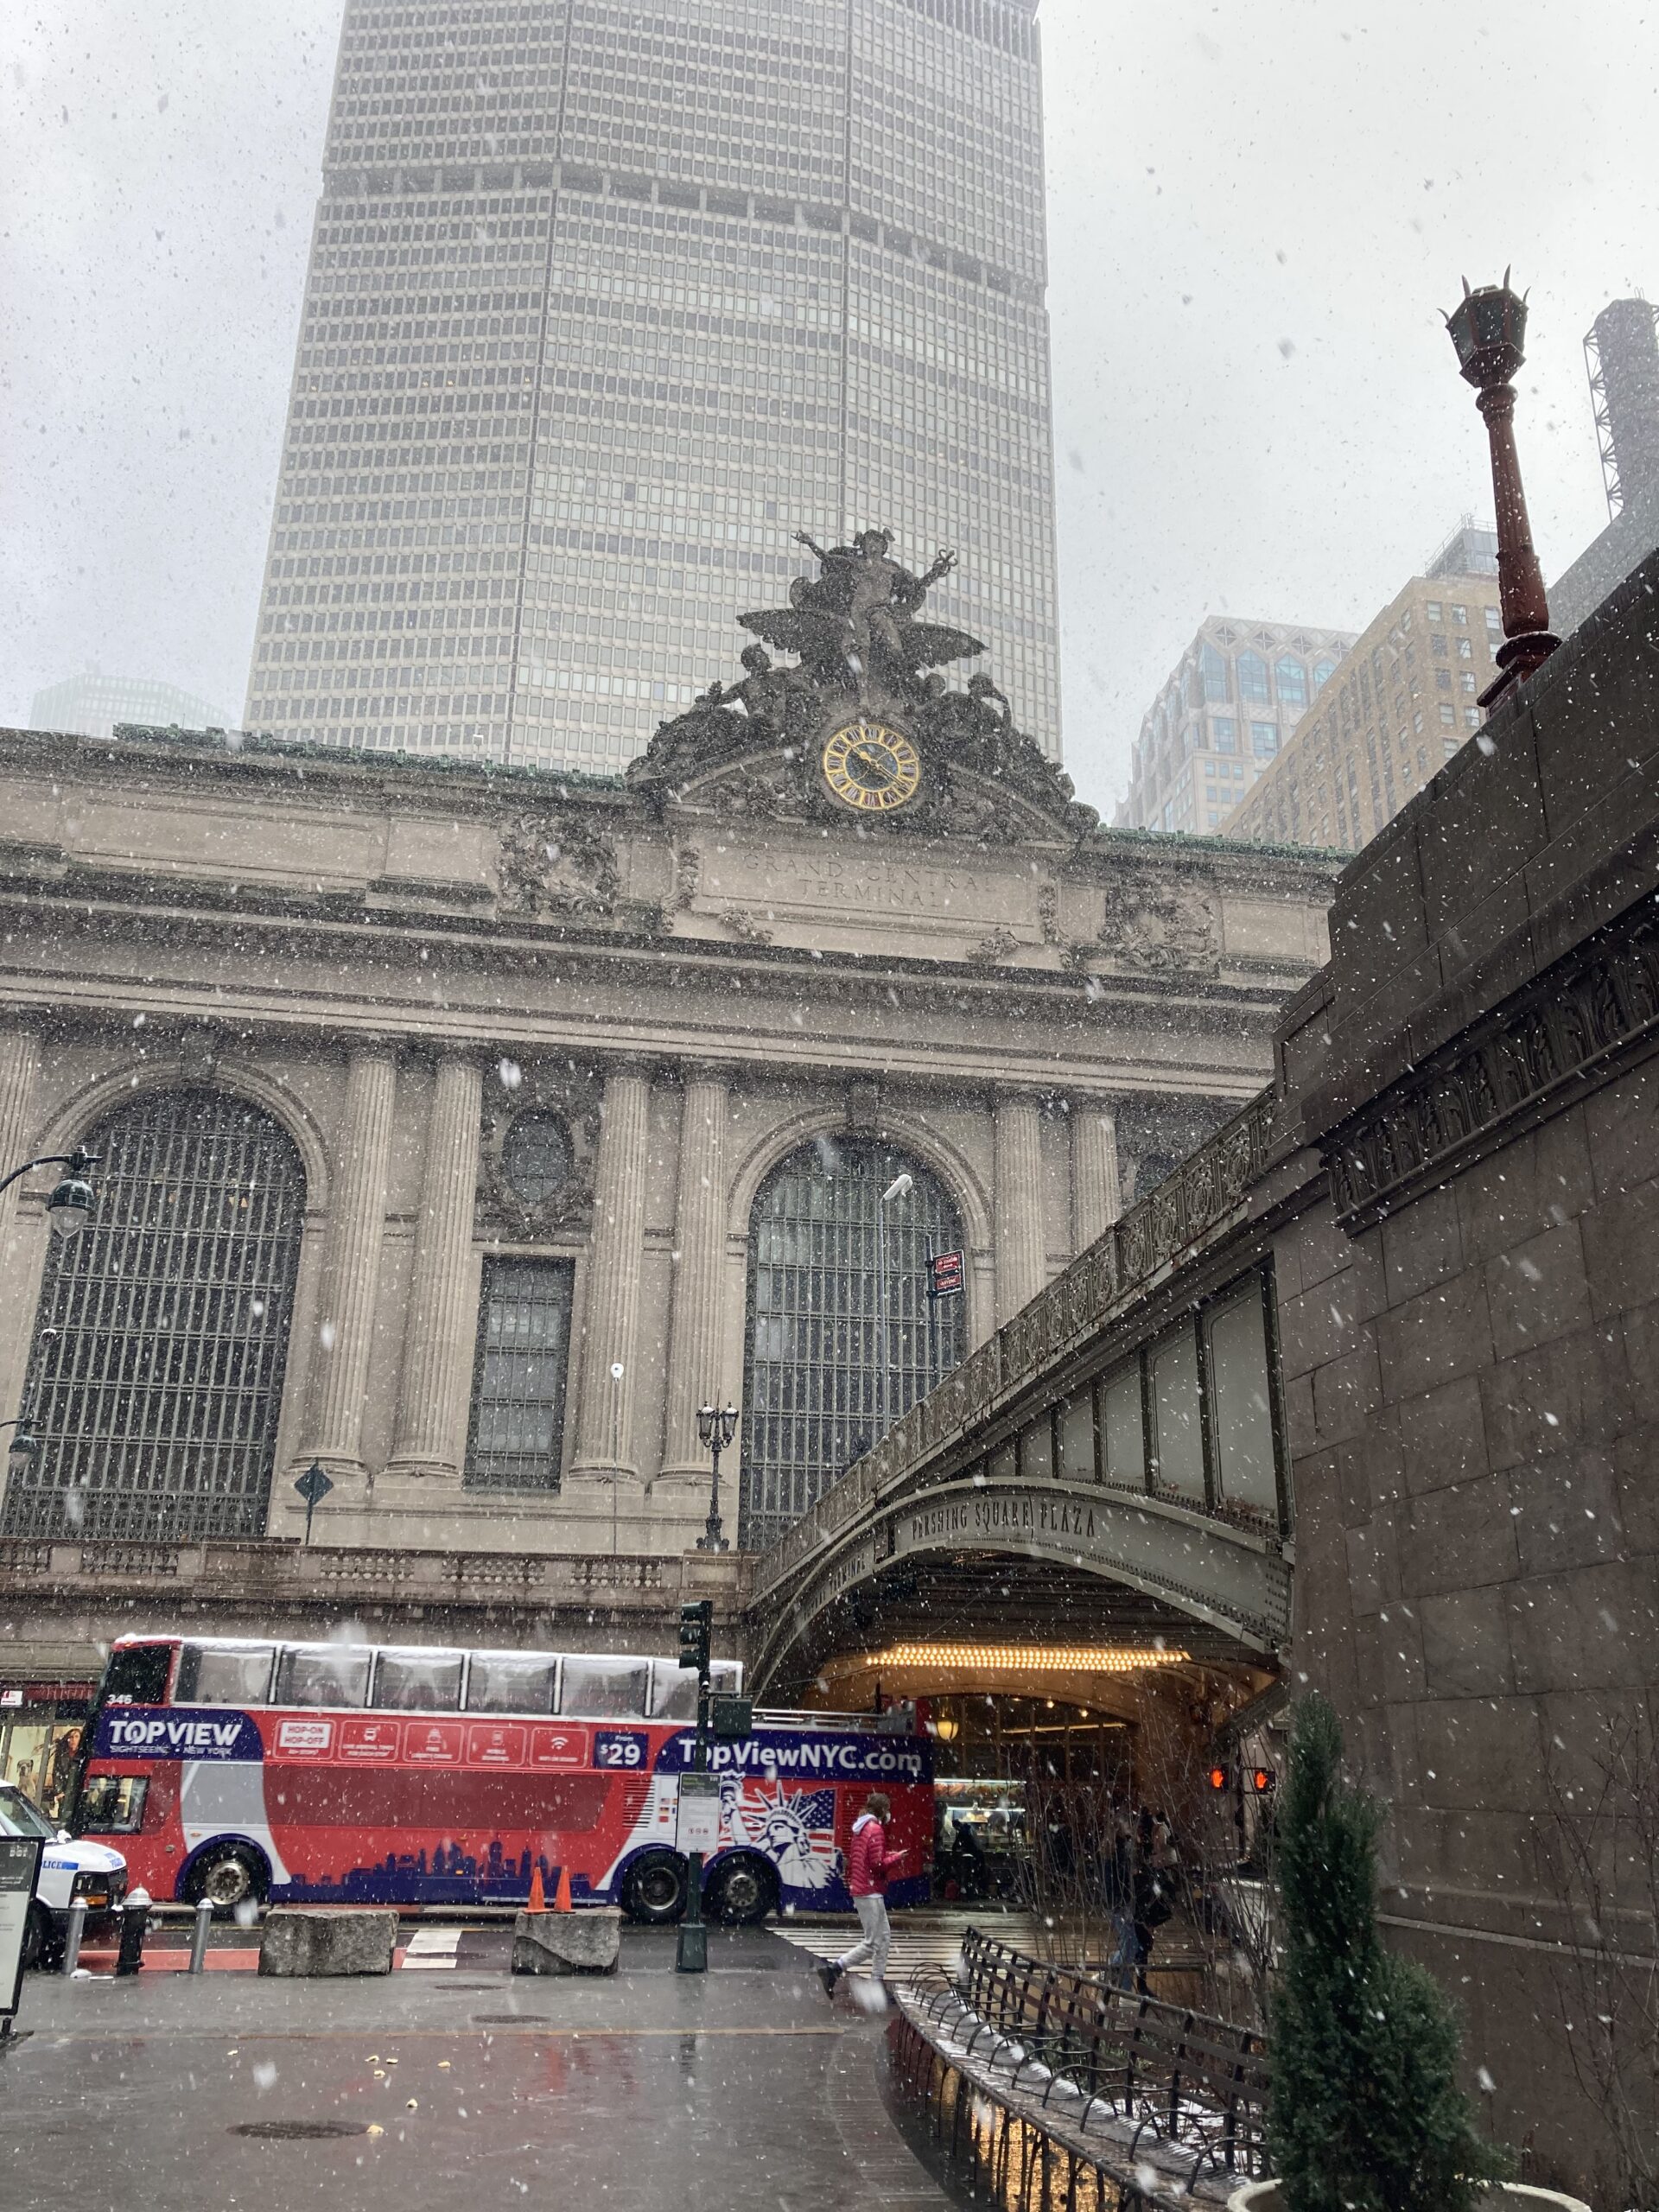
top-left (847, 745), bottom-right (889, 779)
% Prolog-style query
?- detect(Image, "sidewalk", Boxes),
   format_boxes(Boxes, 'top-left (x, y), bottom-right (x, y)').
top-left (0, 1926), bottom-right (951, 2212)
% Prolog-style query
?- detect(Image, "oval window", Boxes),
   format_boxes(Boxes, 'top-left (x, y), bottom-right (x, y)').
top-left (502, 1111), bottom-right (572, 1205)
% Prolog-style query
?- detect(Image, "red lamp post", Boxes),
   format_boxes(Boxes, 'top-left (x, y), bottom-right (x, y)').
top-left (1445, 273), bottom-right (1560, 706)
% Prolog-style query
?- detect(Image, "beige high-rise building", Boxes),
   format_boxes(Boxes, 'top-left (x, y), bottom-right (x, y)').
top-left (1224, 526), bottom-right (1503, 853)
top-left (1115, 616), bottom-right (1355, 836)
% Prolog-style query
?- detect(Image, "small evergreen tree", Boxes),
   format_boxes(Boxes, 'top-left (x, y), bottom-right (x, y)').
top-left (1268, 1694), bottom-right (1510, 2212)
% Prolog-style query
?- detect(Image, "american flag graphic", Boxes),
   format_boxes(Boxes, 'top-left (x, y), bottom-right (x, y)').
top-left (729, 1780), bottom-right (842, 1893)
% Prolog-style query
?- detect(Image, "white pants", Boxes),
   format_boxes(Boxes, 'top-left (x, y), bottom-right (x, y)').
top-left (836, 1891), bottom-right (891, 1979)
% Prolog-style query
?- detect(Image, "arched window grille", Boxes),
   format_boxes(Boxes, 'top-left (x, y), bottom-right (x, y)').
top-left (741, 1136), bottom-right (965, 1552)
top-left (3, 1090), bottom-right (306, 1542)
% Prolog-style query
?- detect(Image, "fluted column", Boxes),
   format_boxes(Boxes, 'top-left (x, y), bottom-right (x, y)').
top-left (569, 1065), bottom-right (652, 1484)
top-left (0, 1029), bottom-right (42, 1446)
top-left (302, 1047), bottom-right (397, 1478)
top-left (994, 1090), bottom-right (1047, 1322)
top-left (1071, 1097), bottom-right (1122, 1251)
top-left (658, 1066), bottom-right (730, 1485)
top-left (388, 1054), bottom-right (483, 1479)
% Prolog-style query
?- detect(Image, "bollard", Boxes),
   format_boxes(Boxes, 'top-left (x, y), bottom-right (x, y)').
top-left (188, 1896), bottom-right (214, 1975)
top-left (113, 1887), bottom-right (151, 1979)
top-left (60, 1898), bottom-right (87, 1977)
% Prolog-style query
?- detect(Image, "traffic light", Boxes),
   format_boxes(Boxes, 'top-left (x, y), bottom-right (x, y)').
top-left (1248, 1765), bottom-right (1277, 1796)
top-left (1206, 1764), bottom-right (1230, 1793)
top-left (678, 1599), bottom-right (713, 1678)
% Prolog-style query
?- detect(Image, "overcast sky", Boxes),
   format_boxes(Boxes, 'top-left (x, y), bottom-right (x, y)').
top-left (3, 1), bottom-right (1655, 810)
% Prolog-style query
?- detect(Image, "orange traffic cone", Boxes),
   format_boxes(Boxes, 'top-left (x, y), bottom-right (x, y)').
top-left (527, 1866), bottom-right (546, 1913)
top-left (553, 1866), bottom-right (573, 1913)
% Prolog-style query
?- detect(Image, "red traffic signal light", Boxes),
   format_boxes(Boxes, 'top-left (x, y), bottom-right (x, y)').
top-left (1206, 1764), bottom-right (1230, 1792)
top-left (1248, 1766), bottom-right (1276, 1795)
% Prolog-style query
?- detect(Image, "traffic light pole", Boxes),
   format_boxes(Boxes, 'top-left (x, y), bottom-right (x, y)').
top-left (675, 1669), bottom-right (710, 1974)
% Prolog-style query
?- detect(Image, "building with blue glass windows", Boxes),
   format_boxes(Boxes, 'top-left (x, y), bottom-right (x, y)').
top-left (1116, 616), bottom-right (1355, 836)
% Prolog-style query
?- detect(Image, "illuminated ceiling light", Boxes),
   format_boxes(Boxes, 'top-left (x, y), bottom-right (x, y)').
top-left (862, 1643), bottom-right (1192, 1675)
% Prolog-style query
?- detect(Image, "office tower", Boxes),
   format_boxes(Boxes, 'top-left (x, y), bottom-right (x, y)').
top-left (1224, 527), bottom-right (1503, 852)
top-left (1115, 617), bottom-right (1355, 836)
top-left (245, 0), bottom-right (1061, 774)
top-left (29, 673), bottom-right (234, 742)
top-left (1554, 294), bottom-right (1659, 636)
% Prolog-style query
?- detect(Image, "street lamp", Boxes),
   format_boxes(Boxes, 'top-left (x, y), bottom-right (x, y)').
top-left (3, 1420), bottom-right (38, 1480)
top-left (695, 1402), bottom-right (739, 1554)
top-left (0, 1147), bottom-right (100, 1235)
top-left (875, 1171), bottom-right (913, 1444)
top-left (1444, 272), bottom-right (1559, 703)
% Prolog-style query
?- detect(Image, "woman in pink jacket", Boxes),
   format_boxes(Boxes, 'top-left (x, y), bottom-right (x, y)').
top-left (819, 1790), bottom-right (906, 1999)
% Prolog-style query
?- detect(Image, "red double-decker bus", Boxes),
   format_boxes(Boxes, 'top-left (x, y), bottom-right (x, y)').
top-left (70, 1635), bottom-right (932, 1925)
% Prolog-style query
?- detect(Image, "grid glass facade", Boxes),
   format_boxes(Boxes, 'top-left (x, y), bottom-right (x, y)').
top-left (245, 0), bottom-right (1060, 774)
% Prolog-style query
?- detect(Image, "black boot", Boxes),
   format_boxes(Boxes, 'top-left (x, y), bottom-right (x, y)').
top-left (817, 1960), bottom-right (843, 1997)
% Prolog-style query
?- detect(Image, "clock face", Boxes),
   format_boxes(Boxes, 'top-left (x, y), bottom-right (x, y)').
top-left (820, 719), bottom-right (923, 814)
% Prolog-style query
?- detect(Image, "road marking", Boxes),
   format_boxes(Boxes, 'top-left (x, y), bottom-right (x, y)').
top-left (400, 1928), bottom-right (463, 1971)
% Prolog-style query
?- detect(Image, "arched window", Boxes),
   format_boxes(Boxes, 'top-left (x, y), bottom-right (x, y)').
top-left (1236, 652), bottom-right (1271, 703)
top-left (1274, 657), bottom-right (1308, 710)
top-left (3, 1090), bottom-right (306, 1541)
top-left (741, 1136), bottom-right (964, 1551)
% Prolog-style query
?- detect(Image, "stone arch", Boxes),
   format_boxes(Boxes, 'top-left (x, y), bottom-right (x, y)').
top-left (33, 1055), bottom-right (332, 1213)
top-left (724, 1104), bottom-right (993, 1256)
top-left (3, 1087), bottom-right (308, 1542)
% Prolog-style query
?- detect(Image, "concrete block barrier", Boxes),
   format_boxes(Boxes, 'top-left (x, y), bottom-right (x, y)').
top-left (257, 1907), bottom-right (399, 1977)
top-left (511, 1906), bottom-right (621, 1976)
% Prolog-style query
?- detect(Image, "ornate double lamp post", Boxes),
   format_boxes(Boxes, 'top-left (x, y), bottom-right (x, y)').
top-left (1444, 272), bottom-right (1560, 706)
top-left (695, 1402), bottom-right (739, 1554)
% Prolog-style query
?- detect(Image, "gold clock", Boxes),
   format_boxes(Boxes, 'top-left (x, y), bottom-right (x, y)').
top-left (820, 719), bottom-right (923, 814)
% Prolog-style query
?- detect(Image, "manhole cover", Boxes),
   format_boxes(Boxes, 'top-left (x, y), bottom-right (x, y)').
top-left (231, 2120), bottom-right (369, 2141)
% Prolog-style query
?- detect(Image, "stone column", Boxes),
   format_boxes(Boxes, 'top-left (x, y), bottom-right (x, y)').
top-left (569, 1064), bottom-right (652, 1484)
top-left (1071, 1097), bottom-right (1122, 1251)
top-left (658, 1065), bottom-right (730, 1487)
top-left (388, 1055), bottom-right (482, 1480)
top-left (0, 1028), bottom-right (41, 1440)
top-left (302, 1047), bottom-right (397, 1480)
top-left (994, 1090), bottom-right (1047, 1322)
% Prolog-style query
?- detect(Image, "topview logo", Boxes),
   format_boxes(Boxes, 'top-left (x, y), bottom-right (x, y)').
top-left (94, 1706), bottom-right (264, 1763)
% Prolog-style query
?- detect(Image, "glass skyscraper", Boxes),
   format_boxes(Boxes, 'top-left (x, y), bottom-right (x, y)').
top-left (245, 0), bottom-right (1061, 773)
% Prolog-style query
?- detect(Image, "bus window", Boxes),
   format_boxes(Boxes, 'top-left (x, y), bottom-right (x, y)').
top-left (465, 1652), bottom-right (558, 1715)
top-left (99, 1643), bottom-right (175, 1707)
top-left (175, 1643), bottom-right (275, 1708)
top-left (649, 1662), bottom-right (698, 1721)
top-left (77, 1775), bottom-right (149, 1834)
top-left (559, 1656), bottom-right (649, 1719)
top-left (273, 1645), bottom-right (372, 1709)
top-left (372, 1649), bottom-right (464, 1712)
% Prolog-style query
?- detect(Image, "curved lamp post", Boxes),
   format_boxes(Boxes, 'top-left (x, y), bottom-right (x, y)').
top-left (695, 1402), bottom-right (738, 1554)
top-left (1444, 273), bottom-right (1559, 705)
top-left (0, 1147), bottom-right (100, 1236)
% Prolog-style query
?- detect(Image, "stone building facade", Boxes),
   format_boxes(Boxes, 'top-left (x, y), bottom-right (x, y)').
top-left (0, 632), bottom-right (1335, 1663)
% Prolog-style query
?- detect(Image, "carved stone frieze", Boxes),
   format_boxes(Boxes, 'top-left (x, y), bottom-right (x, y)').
top-left (497, 810), bottom-right (620, 918)
top-left (966, 926), bottom-right (1020, 966)
top-left (1328, 899), bottom-right (1659, 1225)
top-left (1098, 875), bottom-right (1220, 977)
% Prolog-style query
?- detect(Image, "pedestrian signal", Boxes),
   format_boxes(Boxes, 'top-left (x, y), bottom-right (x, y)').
top-left (1248, 1766), bottom-right (1276, 1795)
top-left (1206, 1764), bottom-right (1230, 1793)
top-left (677, 1599), bottom-right (713, 1677)
top-left (927, 1249), bottom-right (965, 1301)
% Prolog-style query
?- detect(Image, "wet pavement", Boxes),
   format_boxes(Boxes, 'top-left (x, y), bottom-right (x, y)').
top-left (0, 1925), bottom-right (951, 2210)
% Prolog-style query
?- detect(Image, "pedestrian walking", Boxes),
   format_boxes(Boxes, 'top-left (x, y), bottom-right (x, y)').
top-left (818, 1791), bottom-right (906, 2002)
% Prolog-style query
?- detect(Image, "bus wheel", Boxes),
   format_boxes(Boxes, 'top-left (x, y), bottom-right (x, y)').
top-left (621, 1850), bottom-right (688, 1925)
top-left (706, 1853), bottom-right (776, 1928)
top-left (185, 1844), bottom-right (270, 1916)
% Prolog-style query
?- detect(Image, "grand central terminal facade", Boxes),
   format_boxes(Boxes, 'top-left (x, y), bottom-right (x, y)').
top-left (0, 541), bottom-right (1338, 1688)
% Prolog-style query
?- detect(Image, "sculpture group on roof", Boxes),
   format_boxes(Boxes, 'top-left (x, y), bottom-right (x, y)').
top-left (628, 525), bottom-right (1095, 842)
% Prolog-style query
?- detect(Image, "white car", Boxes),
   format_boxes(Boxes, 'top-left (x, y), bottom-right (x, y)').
top-left (0, 1783), bottom-right (129, 1969)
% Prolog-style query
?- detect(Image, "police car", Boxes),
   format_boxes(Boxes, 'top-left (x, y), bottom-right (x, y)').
top-left (0, 1783), bottom-right (128, 1968)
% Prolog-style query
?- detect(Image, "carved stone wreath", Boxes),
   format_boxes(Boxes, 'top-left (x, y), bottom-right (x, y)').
top-left (477, 1065), bottom-right (602, 1236)
top-left (497, 810), bottom-right (620, 918)
top-left (1097, 875), bottom-right (1220, 977)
